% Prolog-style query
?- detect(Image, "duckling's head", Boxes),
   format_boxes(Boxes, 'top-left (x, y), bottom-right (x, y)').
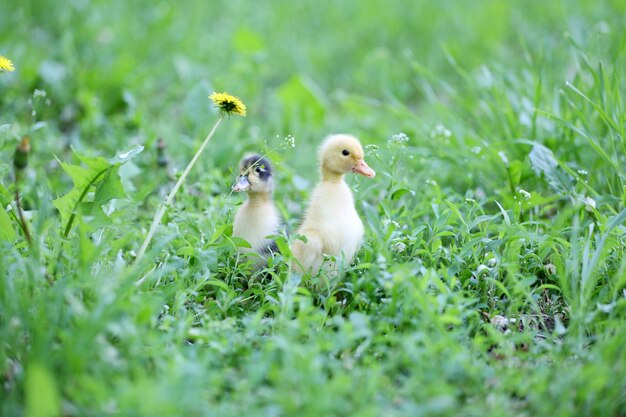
top-left (232, 154), bottom-right (274, 194)
top-left (319, 134), bottom-right (376, 179)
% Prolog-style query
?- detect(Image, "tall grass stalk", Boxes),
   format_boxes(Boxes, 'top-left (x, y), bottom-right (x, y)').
top-left (135, 116), bottom-right (223, 264)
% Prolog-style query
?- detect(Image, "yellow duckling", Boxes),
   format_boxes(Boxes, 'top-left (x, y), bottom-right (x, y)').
top-left (232, 154), bottom-right (280, 265)
top-left (292, 134), bottom-right (376, 274)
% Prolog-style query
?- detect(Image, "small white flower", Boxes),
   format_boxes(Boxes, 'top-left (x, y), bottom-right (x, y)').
top-left (470, 146), bottom-right (481, 154)
top-left (390, 132), bottom-right (409, 143)
top-left (284, 134), bottom-right (296, 148)
top-left (582, 196), bottom-right (596, 211)
top-left (597, 21), bottom-right (610, 34)
top-left (430, 124), bottom-right (451, 139)
top-left (365, 144), bottom-right (379, 156)
top-left (382, 218), bottom-right (400, 228)
top-left (10, 317), bottom-right (21, 328)
top-left (392, 241), bottom-right (406, 253)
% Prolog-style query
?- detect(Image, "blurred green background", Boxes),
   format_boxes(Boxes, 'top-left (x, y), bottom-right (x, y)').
top-left (2, 0), bottom-right (622, 175)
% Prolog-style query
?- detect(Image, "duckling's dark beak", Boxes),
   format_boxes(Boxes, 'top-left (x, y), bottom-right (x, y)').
top-left (352, 159), bottom-right (376, 178)
top-left (232, 175), bottom-right (250, 192)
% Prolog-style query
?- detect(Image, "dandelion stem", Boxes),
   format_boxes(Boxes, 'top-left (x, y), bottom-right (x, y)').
top-left (63, 166), bottom-right (112, 237)
top-left (135, 116), bottom-right (224, 266)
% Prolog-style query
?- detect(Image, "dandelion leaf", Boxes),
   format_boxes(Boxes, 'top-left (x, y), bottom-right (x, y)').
top-left (0, 204), bottom-right (16, 242)
top-left (78, 220), bottom-right (98, 264)
top-left (0, 183), bottom-right (11, 206)
top-left (53, 157), bottom-right (113, 227)
top-left (93, 165), bottom-right (126, 206)
top-left (25, 361), bottom-right (60, 417)
top-left (53, 188), bottom-right (81, 227)
top-left (76, 152), bottom-right (111, 171)
top-left (79, 202), bottom-right (113, 232)
top-left (53, 147), bottom-right (141, 233)
top-left (57, 160), bottom-right (100, 191)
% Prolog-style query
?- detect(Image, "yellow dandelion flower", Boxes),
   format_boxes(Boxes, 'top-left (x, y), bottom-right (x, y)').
top-left (209, 92), bottom-right (247, 117)
top-left (0, 55), bottom-right (15, 72)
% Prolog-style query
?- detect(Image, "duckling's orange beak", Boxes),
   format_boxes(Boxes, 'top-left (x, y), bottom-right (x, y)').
top-left (232, 175), bottom-right (250, 192)
top-left (352, 159), bottom-right (376, 178)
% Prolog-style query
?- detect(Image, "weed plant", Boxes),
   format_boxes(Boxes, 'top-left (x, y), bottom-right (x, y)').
top-left (1, 1), bottom-right (625, 415)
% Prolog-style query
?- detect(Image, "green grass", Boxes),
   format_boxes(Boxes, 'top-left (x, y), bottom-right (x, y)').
top-left (1, 0), bottom-right (626, 415)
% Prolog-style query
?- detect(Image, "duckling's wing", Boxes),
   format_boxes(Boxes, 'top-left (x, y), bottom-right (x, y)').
top-left (291, 230), bottom-right (323, 273)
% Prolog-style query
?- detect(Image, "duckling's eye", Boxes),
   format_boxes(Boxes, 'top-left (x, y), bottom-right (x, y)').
top-left (255, 167), bottom-right (262, 173)
top-left (342, 149), bottom-right (350, 156)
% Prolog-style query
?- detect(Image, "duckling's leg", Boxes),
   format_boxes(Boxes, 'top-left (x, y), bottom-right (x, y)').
top-left (291, 230), bottom-right (324, 274)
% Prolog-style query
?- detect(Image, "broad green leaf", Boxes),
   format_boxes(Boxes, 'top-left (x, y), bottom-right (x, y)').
top-left (495, 201), bottom-right (511, 226)
top-left (0, 183), bottom-right (11, 206)
top-left (52, 188), bottom-right (82, 227)
top-left (176, 245), bottom-right (198, 257)
top-left (93, 165), bottom-right (126, 206)
top-left (209, 224), bottom-right (231, 245)
top-left (53, 147), bottom-right (142, 235)
top-left (277, 76), bottom-right (327, 124)
top-left (528, 143), bottom-right (557, 177)
top-left (274, 235), bottom-right (291, 256)
top-left (528, 143), bottom-right (572, 193)
top-left (0, 204), bottom-right (16, 242)
top-left (80, 203), bottom-right (116, 230)
top-left (113, 145), bottom-right (144, 193)
top-left (508, 160), bottom-right (523, 187)
top-left (231, 236), bottom-right (252, 249)
top-left (468, 214), bottom-right (499, 230)
top-left (57, 160), bottom-right (99, 190)
top-left (25, 362), bottom-right (60, 417)
top-left (204, 279), bottom-right (230, 291)
top-left (391, 188), bottom-right (415, 200)
top-left (232, 28), bottom-right (265, 54)
top-left (444, 200), bottom-right (466, 227)
top-left (76, 152), bottom-right (111, 172)
top-left (79, 220), bottom-right (97, 266)
top-left (439, 313), bottom-right (462, 326)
